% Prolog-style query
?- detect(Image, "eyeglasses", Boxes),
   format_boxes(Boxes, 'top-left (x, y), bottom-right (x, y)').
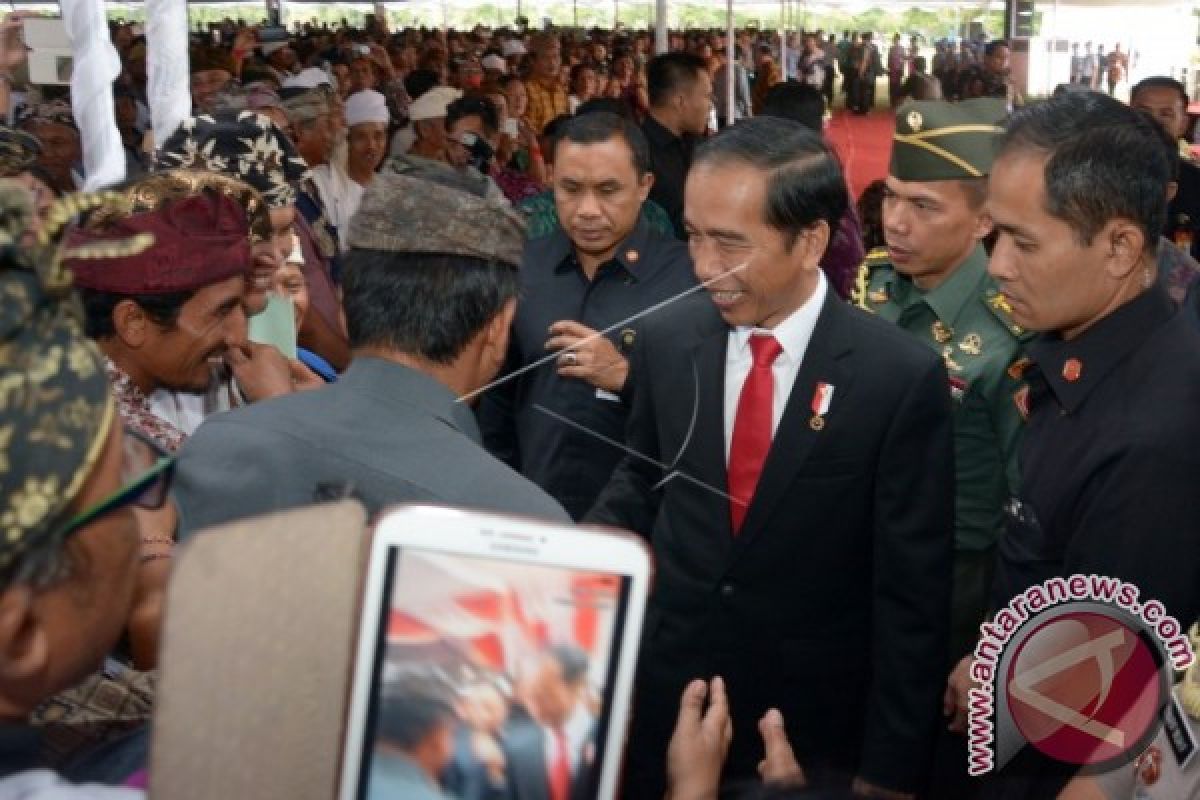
top-left (53, 428), bottom-right (176, 542)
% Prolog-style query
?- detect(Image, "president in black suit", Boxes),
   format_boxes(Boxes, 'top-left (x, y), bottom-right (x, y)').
top-left (586, 118), bottom-right (955, 798)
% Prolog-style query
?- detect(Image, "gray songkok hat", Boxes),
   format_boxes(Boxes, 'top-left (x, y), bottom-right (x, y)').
top-left (348, 173), bottom-right (526, 268)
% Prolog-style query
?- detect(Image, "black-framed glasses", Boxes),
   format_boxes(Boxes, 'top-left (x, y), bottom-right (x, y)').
top-left (53, 428), bottom-right (176, 542)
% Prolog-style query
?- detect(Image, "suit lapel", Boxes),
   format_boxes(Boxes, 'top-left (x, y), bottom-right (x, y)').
top-left (680, 326), bottom-right (735, 543)
top-left (731, 294), bottom-right (856, 549)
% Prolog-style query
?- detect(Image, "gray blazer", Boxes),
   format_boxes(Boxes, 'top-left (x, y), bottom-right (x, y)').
top-left (173, 357), bottom-right (569, 539)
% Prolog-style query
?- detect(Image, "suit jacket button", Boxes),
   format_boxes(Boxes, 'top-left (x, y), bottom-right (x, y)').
top-left (720, 583), bottom-right (735, 597)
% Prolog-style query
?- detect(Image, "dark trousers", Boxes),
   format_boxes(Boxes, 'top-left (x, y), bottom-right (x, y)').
top-left (851, 73), bottom-right (875, 113)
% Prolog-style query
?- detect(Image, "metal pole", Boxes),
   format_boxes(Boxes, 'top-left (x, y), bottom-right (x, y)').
top-left (726, 0), bottom-right (734, 127)
top-left (654, 0), bottom-right (667, 54)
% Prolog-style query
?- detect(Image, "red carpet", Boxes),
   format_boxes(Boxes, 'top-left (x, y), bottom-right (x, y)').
top-left (825, 108), bottom-right (895, 204)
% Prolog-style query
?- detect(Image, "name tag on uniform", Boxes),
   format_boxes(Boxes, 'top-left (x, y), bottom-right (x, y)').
top-left (595, 388), bottom-right (622, 403)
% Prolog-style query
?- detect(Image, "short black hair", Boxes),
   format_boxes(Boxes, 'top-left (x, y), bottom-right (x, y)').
top-left (554, 111), bottom-right (651, 176)
top-left (574, 96), bottom-right (634, 120)
top-left (376, 677), bottom-right (456, 751)
top-left (998, 92), bottom-right (1170, 251)
top-left (546, 644), bottom-right (589, 686)
top-left (446, 95), bottom-right (498, 135)
top-left (80, 289), bottom-right (193, 339)
top-left (759, 81), bottom-right (825, 134)
top-left (341, 250), bottom-right (518, 364)
top-left (693, 116), bottom-right (848, 249)
top-left (984, 39), bottom-right (1010, 57)
top-left (646, 52), bottom-right (708, 108)
top-left (403, 68), bottom-right (440, 101)
top-left (1130, 76), bottom-right (1189, 110)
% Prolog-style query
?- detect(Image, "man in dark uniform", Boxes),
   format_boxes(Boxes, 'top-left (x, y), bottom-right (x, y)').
top-left (947, 89), bottom-right (1200, 798)
top-left (478, 112), bottom-right (696, 519)
top-left (855, 98), bottom-right (1029, 799)
top-left (1131, 76), bottom-right (1200, 261)
top-left (958, 40), bottom-right (1021, 108)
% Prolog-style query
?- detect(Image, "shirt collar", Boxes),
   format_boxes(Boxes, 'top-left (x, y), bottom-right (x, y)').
top-left (730, 271), bottom-right (828, 363)
top-left (551, 217), bottom-right (655, 281)
top-left (921, 244), bottom-right (990, 327)
top-left (886, 243), bottom-right (988, 327)
top-left (642, 113), bottom-right (682, 147)
top-left (1027, 282), bottom-right (1176, 414)
top-left (339, 357), bottom-right (483, 445)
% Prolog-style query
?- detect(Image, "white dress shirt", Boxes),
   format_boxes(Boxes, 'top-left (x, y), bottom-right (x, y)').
top-left (723, 271), bottom-right (827, 462)
top-left (541, 701), bottom-right (594, 777)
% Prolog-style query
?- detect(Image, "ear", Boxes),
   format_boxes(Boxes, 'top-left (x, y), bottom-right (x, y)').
top-left (635, 170), bottom-right (655, 205)
top-left (1166, 181), bottom-right (1178, 204)
top-left (796, 220), bottom-right (832, 269)
top-left (972, 209), bottom-right (995, 242)
top-left (1102, 218), bottom-right (1146, 281)
top-left (482, 298), bottom-right (517, 358)
top-left (112, 299), bottom-right (149, 349)
top-left (0, 585), bottom-right (50, 688)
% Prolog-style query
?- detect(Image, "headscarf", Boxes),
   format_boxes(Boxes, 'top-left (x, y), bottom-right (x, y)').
top-left (0, 181), bottom-right (112, 582)
top-left (155, 111), bottom-right (309, 209)
top-left (0, 127), bottom-right (41, 177)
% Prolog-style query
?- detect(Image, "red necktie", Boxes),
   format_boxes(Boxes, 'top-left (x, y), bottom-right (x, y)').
top-left (548, 727), bottom-right (570, 800)
top-left (728, 334), bottom-right (783, 535)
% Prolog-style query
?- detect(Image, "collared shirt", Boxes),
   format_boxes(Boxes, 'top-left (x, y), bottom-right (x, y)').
top-left (641, 113), bottom-right (697, 240)
top-left (523, 78), bottom-right (569, 137)
top-left (993, 283), bottom-right (1200, 629)
top-left (477, 220), bottom-right (696, 519)
top-left (539, 703), bottom-right (594, 776)
top-left (106, 358), bottom-right (187, 453)
top-left (723, 271), bottom-right (827, 462)
top-left (368, 750), bottom-right (450, 800)
top-left (861, 245), bottom-right (1027, 551)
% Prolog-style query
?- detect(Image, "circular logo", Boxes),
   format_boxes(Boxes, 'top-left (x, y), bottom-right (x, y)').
top-left (1005, 610), bottom-right (1166, 770)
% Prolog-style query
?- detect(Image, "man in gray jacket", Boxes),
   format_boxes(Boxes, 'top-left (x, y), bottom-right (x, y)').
top-left (172, 173), bottom-right (569, 538)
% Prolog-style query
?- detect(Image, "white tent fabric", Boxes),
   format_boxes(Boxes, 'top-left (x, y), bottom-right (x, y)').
top-left (61, 0), bottom-right (125, 189)
top-left (146, 0), bottom-right (191, 149)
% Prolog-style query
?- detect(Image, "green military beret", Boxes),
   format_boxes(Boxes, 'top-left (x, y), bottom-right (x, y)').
top-left (890, 98), bottom-right (1007, 181)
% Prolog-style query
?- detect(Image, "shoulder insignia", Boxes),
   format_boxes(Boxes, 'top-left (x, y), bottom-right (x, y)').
top-left (851, 248), bottom-right (893, 311)
top-left (984, 288), bottom-right (1033, 340)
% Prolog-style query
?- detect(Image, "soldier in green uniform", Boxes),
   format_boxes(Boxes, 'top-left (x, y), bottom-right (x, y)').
top-left (855, 98), bottom-right (1026, 660)
top-left (853, 97), bottom-right (1028, 796)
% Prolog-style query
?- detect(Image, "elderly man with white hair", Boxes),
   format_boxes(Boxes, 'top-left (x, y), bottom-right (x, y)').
top-left (312, 88), bottom-right (390, 237)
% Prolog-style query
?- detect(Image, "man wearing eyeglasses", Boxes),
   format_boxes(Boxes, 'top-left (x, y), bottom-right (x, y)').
top-left (0, 218), bottom-right (173, 796)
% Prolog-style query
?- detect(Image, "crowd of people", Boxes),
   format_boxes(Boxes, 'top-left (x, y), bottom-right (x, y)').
top-left (1, 10), bottom-right (1200, 800)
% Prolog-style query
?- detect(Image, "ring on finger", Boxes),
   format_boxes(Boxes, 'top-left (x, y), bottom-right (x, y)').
top-left (562, 351), bottom-right (577, 366)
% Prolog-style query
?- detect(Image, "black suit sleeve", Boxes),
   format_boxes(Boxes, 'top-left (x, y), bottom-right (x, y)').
top-left (583, 329), bottom-right (664, 539)
top-left (477, 336), bottom-right (523, 470)
top-left (1066, 446), bottom-right (1200, 628)
top-left (858, 356), bottom-right (955, 792)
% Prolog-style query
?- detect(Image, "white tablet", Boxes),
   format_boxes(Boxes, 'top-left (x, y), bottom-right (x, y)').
top-left (338, 505), bottom-right (650, 800)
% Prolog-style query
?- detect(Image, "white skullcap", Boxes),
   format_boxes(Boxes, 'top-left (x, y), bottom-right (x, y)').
top-left (282, 67), bottom-right (333, 90)
top-left (344, 90), bottom-right (390, 127)
top-left (407, 87), bottom-right (462, 122)
top-left (502, 40), bottom-right (527, 57)
top-left (260, 41), bottom-right (288, 56)
top-left (481, 54), bottom-right (507, 73)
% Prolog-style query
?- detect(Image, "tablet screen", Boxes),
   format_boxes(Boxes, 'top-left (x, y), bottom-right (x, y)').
top-left (352, 546), bottom-right (634, 800)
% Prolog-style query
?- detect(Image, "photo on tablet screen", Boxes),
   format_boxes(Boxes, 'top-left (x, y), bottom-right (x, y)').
top-left (353, 546), bottom-right (633, 800)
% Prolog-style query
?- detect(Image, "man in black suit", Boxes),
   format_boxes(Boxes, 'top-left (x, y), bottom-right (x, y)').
top-left (586, 118), bottom-right (955, 798)
top-left (503, 646), bottom-right (595, 800)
